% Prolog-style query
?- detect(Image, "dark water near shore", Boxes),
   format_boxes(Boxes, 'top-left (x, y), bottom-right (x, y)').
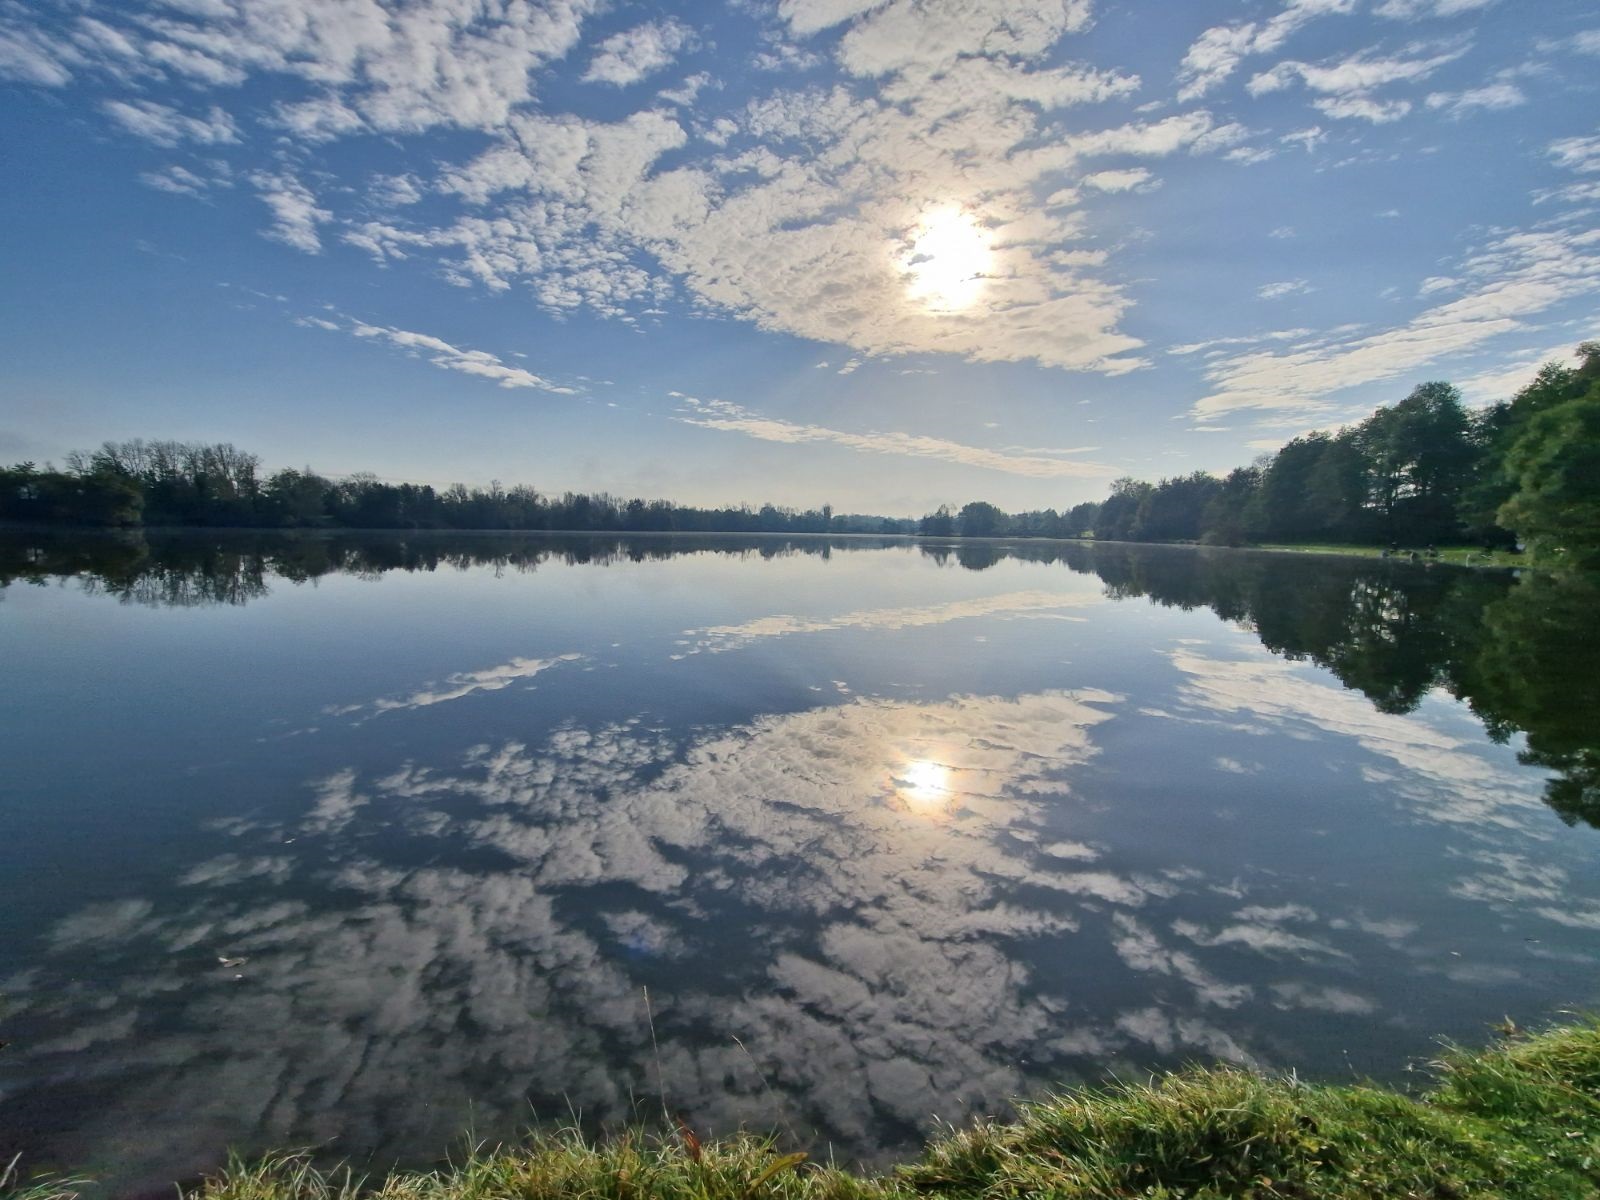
top-left (2, 530), bottom-right (1598, 1194)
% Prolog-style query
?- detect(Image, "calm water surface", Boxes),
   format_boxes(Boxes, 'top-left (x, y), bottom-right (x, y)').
top-left (2, 531), bottom-right (1597, 1193)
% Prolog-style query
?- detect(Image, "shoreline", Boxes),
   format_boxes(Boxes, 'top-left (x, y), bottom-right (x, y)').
top-left (13, 1018), bottom-right (1599, 1200)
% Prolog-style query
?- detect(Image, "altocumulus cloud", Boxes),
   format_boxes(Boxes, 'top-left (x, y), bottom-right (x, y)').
top-left (0, 0), bottom-right (1261, 377)
top-left (1, 0), bottom-right (1596, 458)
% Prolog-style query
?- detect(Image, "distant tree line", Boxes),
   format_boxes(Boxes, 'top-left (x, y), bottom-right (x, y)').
top-left (0, 440), bottom-right (917, 536)
top-left (917, 342), bottom-right (1600, 568)
top-left (8, 342), bottom-right (1595, 563)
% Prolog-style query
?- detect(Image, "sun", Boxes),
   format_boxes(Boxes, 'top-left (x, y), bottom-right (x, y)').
top-left (896, 758), bottom-right (953, 816)
top-left (899, 206), bottom-right (993, 313)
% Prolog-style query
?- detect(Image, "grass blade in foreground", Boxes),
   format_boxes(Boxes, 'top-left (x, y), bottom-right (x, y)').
top-left (8, 1020), bottom-right (1599, 1200)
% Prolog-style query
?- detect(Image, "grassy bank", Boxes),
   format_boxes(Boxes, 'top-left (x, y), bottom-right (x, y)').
top-left (11, 1018), bottom-right (1600, 1200)
top-left (1254, 542), bottom-right (1528, 568)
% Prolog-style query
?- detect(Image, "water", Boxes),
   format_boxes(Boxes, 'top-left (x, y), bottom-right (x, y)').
top-left (2, 530), bottom-right (1597, 1194)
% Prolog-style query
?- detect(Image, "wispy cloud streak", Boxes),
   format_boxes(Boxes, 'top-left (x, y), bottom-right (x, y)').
top-left (673, 396), bottom-right (1114, 478)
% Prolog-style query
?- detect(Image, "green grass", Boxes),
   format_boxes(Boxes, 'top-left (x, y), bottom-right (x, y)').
top-left (8, 1020), bottom-right (1600, 1200)
top-left (1254, 543), bottom-right (1529, 568)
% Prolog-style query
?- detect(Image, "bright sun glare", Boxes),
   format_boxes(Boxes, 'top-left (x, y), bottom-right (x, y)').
top-left (900, 207), bottom-right (993, 313)
top-left (897, 758), bottom-right (953, 815)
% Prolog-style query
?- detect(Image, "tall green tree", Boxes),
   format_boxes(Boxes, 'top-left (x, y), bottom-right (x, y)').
top-left (958, 500), bottom-right (1008, 538)
top-left (1200, 465), bottom-right (1262, 546)
top-left (1093, 477), bottom-right (1152, 541)
top-left (1496, 383), bottom-right (1600, 568)
top-left (1357, 382), bottom-right (1474, 543)
top-left (1138, 472), bottom-right (1222, 542)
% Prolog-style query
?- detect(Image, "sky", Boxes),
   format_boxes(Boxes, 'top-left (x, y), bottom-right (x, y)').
top-left (1, 0), bottom-right (1597, 516)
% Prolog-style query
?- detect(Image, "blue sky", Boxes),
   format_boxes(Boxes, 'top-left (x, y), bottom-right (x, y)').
top-left (2, 0), bottom-right (1597, 515)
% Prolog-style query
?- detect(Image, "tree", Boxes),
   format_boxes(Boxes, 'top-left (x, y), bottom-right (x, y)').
top-left (919, 505), bottom-right (955, 536)
top-left (1496, 386), bottom-right (1600, 568)
top-left (1137, 472), bottom-right (1222, 543)
top-left (1093, 478), bottom-right (1152, 541)
top-left (1257, 435), bottom-right (1333, 540)
top-left (1301, 430), bottom-right (1369, 539)
top-left (1357, 382), bottom-right (1474, 543)
top-left (958, 500), bottom-right (1007, 538)
top-left (1064, 501), bottom-right (1100, 537)
top-left (1200, 466), bottom-right (1262, 546)
top-left (263, 467), bottom-right (329, 526)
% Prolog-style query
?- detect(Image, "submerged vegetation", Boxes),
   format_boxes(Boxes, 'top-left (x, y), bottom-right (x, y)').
top-left (9, 1019), bottom-right (1600, 1200)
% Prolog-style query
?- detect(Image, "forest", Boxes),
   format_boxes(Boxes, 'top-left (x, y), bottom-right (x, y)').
top-left (922, 341), bottom-right (1600, 568)
top-left (0, 442), bottom-right (913, 537)
top-left (4, 341), bottom-right (1595, 566)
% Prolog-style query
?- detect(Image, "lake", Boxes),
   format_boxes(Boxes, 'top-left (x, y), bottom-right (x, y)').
top-left (2, 530), bottom-right (1597, 1194)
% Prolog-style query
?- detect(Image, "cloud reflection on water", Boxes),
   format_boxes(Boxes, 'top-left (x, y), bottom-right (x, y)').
top-left (674, 589), bottom-right (1102, 656)
top-left (6, 640), bottom-right (1598, 1191)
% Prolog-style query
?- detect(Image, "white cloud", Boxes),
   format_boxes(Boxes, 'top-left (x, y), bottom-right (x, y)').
top-left (777, 0), bottom-right (891, 36)
top-left (1258, 279), bottom-right (1311, 299)
top-left (1533, 180), bottom-right (1600, 207)
top-left (251, 172), bottom-right (331, 254)
top-left (9, 0), bottom-right (1571, 399)
top-left (673, 396), bottom-right (1116, 479)
top-left (830, 0), bottom-right (1095, 77)
top-left (1313, 94), bottom-right (1411, 123)
top-left (1247, 44), bottom-right (1467, 122)
top-left (1, 0), bottom-right (1262, 376)
top-left (303, 313), bottom-right (577, 395)
top-left (1373, 0), bottom-right (1497, 18)
top-left (1279, 126), bottom-right (1327, 152)
top-left (1189, 219), bottom-right (1600, 420)
top-left (1175, 0), bottom-right (1356, 101)
top-left (272, 96), bottom-right (365, 142)
top-left (103, 99), bottom-right (238, 146)
top-left (369, 173), bottom-right (423, 207)
top-left (1168, 328), bottom-right (1312, 355)
top-left (1257, 50), bottom-right (1441, 92)
top-left (751, 42), bottom-right (821, 72)
top-left (27, 0), bottom-right (602, 132)
top-left (657, 71), bottom-right (713, 105)
top-left (140, 164), bottom-right (216, 196)
top-left (0, 22), bottom-right (77, 85)
top-left (1453, 343), bottom-right (1587, 405)
top-left (1424, 81), bottom-right (1526, 117)
top-left (582, 20), bottom-right (696, 87)
top-left (1549, 131), bottom-right (1600, 174)
top-left (1081, 167), bottom-right (1155, 193)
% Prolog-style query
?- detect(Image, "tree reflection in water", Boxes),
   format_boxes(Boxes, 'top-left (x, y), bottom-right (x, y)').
top-left (4, 530), bottom-right (1590, 827)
